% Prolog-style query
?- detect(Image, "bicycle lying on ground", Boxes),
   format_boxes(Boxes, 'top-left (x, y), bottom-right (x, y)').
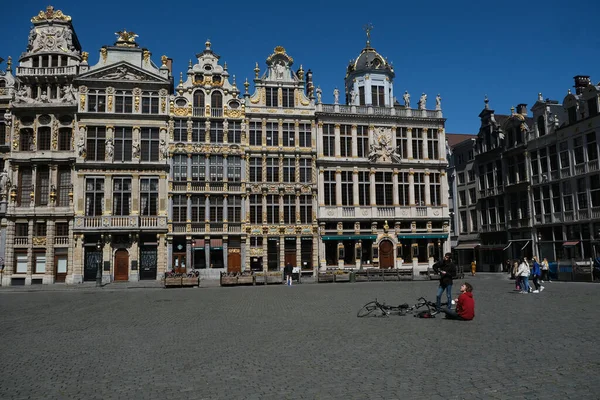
top-left (357, 297), bottom-right (448, 318)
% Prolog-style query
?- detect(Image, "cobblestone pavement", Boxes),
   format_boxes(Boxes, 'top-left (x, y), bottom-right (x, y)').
top-left (1, 274), bottom-right (599, 400)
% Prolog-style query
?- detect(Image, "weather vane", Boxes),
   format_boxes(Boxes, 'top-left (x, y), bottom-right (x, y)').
top-left (363, 23), bottom-right (374, 46)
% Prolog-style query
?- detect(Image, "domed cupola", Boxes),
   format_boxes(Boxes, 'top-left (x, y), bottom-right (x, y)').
top-left (344, 25), bottom-right (395, 107)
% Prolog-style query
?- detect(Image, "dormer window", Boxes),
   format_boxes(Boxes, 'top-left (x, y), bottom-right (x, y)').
top-left (212, 75), bottom-right (221, 84)
top-left (568, 106), bottom-right (577, 124)
top-left (175, 98), bottom-right (187, 107)
top-left (193, 91), bottom-right (205, 109)
top-left (229, 100), bottom-right (240, 109)
top-left (266, 87), bottom-right (278, 107)
top-left (211, 91), bottom-right (223, 109)
top-left (195, 73), bottom-right (204, 82)
top-left (371, 85), bottom-right (385, 106)
top-left (204, 65), bottom-right (212, 71)
top-left (282, 88), bottom-right (294, 108)
top-left (588, 97), bottom-right (598, 117)
top-left (537, 116), bottom-right (546, 137)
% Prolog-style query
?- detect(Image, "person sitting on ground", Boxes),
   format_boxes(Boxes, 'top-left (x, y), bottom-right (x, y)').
top-left (439, 282), bottom-right (475, 320)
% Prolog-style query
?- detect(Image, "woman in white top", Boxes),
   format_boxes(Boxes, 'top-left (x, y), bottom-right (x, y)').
top-left (516, 258), bottom-right (531, 294)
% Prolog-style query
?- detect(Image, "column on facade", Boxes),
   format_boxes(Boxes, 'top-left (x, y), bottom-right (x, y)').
top-left (223, 155), bottom-right (228, 185)
top-left (440, 171), bottom-right (448, 208)
top-left (262, 234), bottom-right (268, 272)
top-left (167, 237), bottom-right (173, 273)
top-left (392, 169), bottom-right (399, 205)
top-left (422, 128), bottom-right (428, 160)
top-left (204, 237), bottom-right (210, 268)
top-left (50, 165), bottom-right (58, 207)
top-left (364, 76), bottom-right (372, 106)
top-left (130, 235), bottom-right (139, 281)
top-left (26, 220), bottom-right (34, 281)
top-left (104, 174), bottom-right (113, 215)
top-left (409, 170), bottom-right (415, 205)
top-left (30, 166), bottom-right (37, 207)
top-left (46, 220), bottom-right (55, 283)
top-left (438, 128), bottom-right (446, 161)
top-left (369, 169), bottom-right (376, 206)
top-left (240, 235), bottom-right (247, 272)
top-left (352, 168), bottom-right (359, 206)
top-left (407, 128), bottom-right (413, 159)
top-left (335, 168), bottom-right (342, 206)
top-left (296, 233), bottom-right (302, 270)
top-left (313, 233), bottom-right (319, 275)
top-left (131, 173), bottom-right (140, 215)
top-left (157, 234), bottom-right (167, 279)
top-left (279, 235), bottom-right (285, 271)
top-left (317, 122), bottom-right (323, 157)
top-left (223, 236), bottom-right (228, 271)
top-left (223, 194), bottom-right (229, 271)
top-left (294, 120), bottom-right (300, 150)
top-left (318, 168), bottom-right (325, 205)
top-left (262, 118), bottom-right (267, 146)
top-left (187, 153), bottom-right (192, 182)
top-left (424, 171), bottom-right (431, 206)
top-left (278, 119), bottom-right (283, 147)
top-left (334, 124), bottom-right (341, 157)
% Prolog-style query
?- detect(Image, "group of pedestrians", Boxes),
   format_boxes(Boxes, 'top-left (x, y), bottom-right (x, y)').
top-left (511, 256), bottom-right (549, 294)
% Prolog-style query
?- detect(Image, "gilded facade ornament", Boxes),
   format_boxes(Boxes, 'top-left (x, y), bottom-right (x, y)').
top-left (80, 94), bottom-right (86, 111)
top-left (134, 96), bottom-right (140, 112)
top-left (143, 50), bottom-right (151, 64)
top-left (81, 52), bottom-right (89, 62)
top-left (107, 95), bottom-right (113, 112)
top-left (100, 48), bottom-right (107, 63)
top-left (51, 119), bottom-right (58, 150)
top-left (31, 6), bottom-right (72, 23)
top-left (115, 30), bottom-right (139, 47)
top-left (161, 55), bottom-right (168, 66)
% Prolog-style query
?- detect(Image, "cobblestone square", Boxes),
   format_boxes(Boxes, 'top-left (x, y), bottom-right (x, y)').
top-left (1, 275), bottom-right (599, 399)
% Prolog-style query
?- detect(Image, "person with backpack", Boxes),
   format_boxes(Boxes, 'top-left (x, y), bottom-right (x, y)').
top-left (284, 262), bottom-right (293, 286)
top-left (438, 282), bottom-right (475, 320)
top-left (433, 252), bottom-right (456, 311)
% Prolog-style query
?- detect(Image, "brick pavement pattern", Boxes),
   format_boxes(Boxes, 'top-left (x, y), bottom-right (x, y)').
top-left (1, 275), bottom-right (599, 399)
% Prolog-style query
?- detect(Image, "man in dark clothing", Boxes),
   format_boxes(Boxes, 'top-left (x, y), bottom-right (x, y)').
top-left (433, 252), bottom-right (457, 311)
top-left (284, 263), bottom-right (293, 286)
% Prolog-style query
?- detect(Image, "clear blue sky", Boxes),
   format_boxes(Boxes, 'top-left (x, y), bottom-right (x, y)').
top-left (3, 0), bottom-right (600, 134)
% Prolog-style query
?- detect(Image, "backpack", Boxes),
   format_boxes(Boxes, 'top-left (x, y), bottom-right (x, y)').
top-left (415, 310), bottom-right (435, 318)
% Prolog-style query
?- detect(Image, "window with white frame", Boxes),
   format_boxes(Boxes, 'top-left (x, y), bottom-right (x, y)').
top-left (209, 155), bottom-right (223, 182)
top-left (249, 121), bottom-right (262, 146)
top-left (114, 127), bottom-right (133, 162)
top-left (470, 209), bottom-right (478, 231)
top-left (191, 195), bottom-right (205, 223)
top-left (282, 158), bottom-right (295, 183)
top-left (398, 172), bottom-right (409, 206)
top-left (577, 177), bottom-right (587, 209)
top-left (192, 121), bottom-right (202, 143)
top-left (250, 194), bottom-right (262, 224)
top-left (266, 157), bottom-right (279, 182)
top-left (340, 125), bottom-right (352, 157)
top-left (412, 128), bottom-right (423, 159)
top-left (114, 91), bottom-right (133, 113)
top-left (37, 127), bottom-right (51, 151)
top-left (324, 170), bottom-right (336, 206)
top-left (141, 92), bottom-right (160, 114)
top-left (266, 122), bottom-right (278, 146)
top-left (340, 171), bottom-right (353, 206)
top-left (88, 91), bottom-right (106, 113)
top-left (371, 85), bottom-right (385, 106)
top-left (357, 125), bottom-right (369, 158)
top-left (191, 155), bottom-right (205, 182)
top-left (228, 195), bottom-right (241, 223)
top-left (266, 194), bottom-right (279, 224)
top-left (173, 119), bottom-right (186, 142)
top-left (430, 173), bottom-right (441, 206)
top-left (562, 181), bottom-right (573, 211)
top-left (375, 172), bottom-right (393, 206)
top-left (35, 167), bottom-right (50, 206)
top-left (282, 88), bottom-right (294, 108)
top-left (86, 126), bottom-right (106, 161)
top-left (574, 137), bottom-right (585, 164)
top-left (395, 127), bottom-right (407, 159)
top-left (57, 167), bottom-right (71, 207)
top-left (140, 128), bottom-right (159, 162)
top-left (249, 157), bottom-right (262, 182)
top-left (299, 195), bottom-right (312, 224)
top-left (15, 253), bottom-right (27, 274)
top-left (427, 129), bottom-right (439, 159)
top-left (298, 123), bottom-right (311, 148)
top-left (299, 158), bottom-right (311, 183)
top-left (85, 177), bottom-right (104, 216)
top-left (210, 121), bottom-right (223, 143)
top-left (227, 156), bottom-right (241, 182)
top-left (140, 178), bottom-right (158, 216)
top-left (282, 122), bottom-right (294, 147)
top-left (358, 171), bottom-right (370, 206)
top-left (209, 196), bottom-right (223, 222)
top-left (587, 132), bottom-right (598, 161)
top-left (322, 124), bottom-right (335, 156)
top-left (229, 121), bottom-right (242, 144)
top-left (266, 87), bottom-right (278, 107)
top-left (591, 175), bottom-right (600, 207)
top-left (283, 194), bottom-right (295, 224)
top-left (173, 154), bottom-right (187, 181)
top-left (414, 173), bottom-right (426, 206)
top-left (172, 194), bottom-right (187, 223)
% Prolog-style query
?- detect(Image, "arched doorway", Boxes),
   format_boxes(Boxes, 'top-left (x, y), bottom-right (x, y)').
top-left (379, 240), bottom-right (394, 269)
top-left (114, 249), bottom-right (129, 281)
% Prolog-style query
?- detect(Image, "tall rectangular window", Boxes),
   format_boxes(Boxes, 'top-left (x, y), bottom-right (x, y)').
top-left (398, 172), bottom-right (409, 206)
top-left (249, 157), bottom-right (262, 182)
top-left (427, 129), bottom-right (439, 160)
top-left (298, 123), bottom-right (311, 148)
top-left (562, 181), bottom-right (573, 211)
top-left (57, 167), bottom-right (71, 207)
top-left (37, 127), bottom-right (51, 151)
top-left (192, 121), bottom-right (203, 143)
top-left (577, 177), bottom-right (588, 209)
top-left (210, 121), bottom-right (223, 143)
top-left (141, 92), bottom-right (159, 114)
top-left (266, 157), bottom-right (279, 182)
top-left (35, 253), bottom-right (46, 274)
top-left (18, 167), bottom-right (32, 207)
top-left (266, 122), bottom-right (278, 146)
top-left (266, 194), bottom-right (279, 224)
top-left (395, 127), bottom-right (407, 159)
top-left (322, 124), bottom-right (335, 156)
top-left (86, 126), bottom-right (106, 161)
top-left (35, 167), bottom-right (50, 206)
top-left (282, 88), bottom-right (294, 108)
top-left (339, 171), bottom-right (352, 206)
top-left (299, 195), bottom-right (312, 224)
top-left (358, 171), bottom-right (370, 206)
top-left (559, 141), bottom-right (570, 169)
top-left (173, 154), bottom-right (187, 181)
top-left (227, 156), bottom-right (241, 182)
top-left (191, 155), bottom-right (205, 182)
top-left (587, 132), bottom-right (598, 162)
top-left (249, 121), bottom-right (262, 146)
top-left (357, 125), bottom-right (369, 158)
top-left (414, 173), bottom-right (426, 206)
top-left (15, 253), bottom-right (28, 274)
top-left (58, 128), bottom-right (72, 151)
top-left (19, 128), bottom-right (33, 151)
top-left (282, 158), bottom-right (295, 183)
top-left (574, 137), bottom-right (585, 164)
top-left (112, 177), bottom-right (132, 216)
top-left (430, 173), bottom-right (441, 206)
top-left (250, 194), bottom-right (262, 224)
top-left (140, 178), bottom-right (158, 216)
top-left (375, 172), bottom-right (393, 206)
top-left (85, 177), bottom-right (104, 216)
top-left (371, 85), bottom-right (385, 106)
top-left (266, 87), bottom-right (278, 107)
top-left (114, 91), bottom-right (133, 113)
top-left (412, 128), bottom-right (423, 159)
top-left (191, 195), bottom-right (205, 223)
top-left (141, 127), bottom-right (159, 162)
top-left (591, 175), bottom-right (600, 207)
top-left (172, 194), bottom-right (187, 222)
top-left (299, 158), bottom-right (311, 183)
top-left (229, 121), bottom-right (242, 144)
top-left (209, 196), bottom-right (223, 222)
top-left (551, 183), bottom-right (561, 212)
top-left (209, 155), bottom-right (223, 182)
top-left (282, 123), bottom-right (294, 147)
top-left (340, 125), bottom-right (352, 157)
top-left (228, 195), bottom-right (242, 223)
top-left (324, 170), bottom-right (336, 206)
top-left (283, 194), bottom-right (295, 224)
top-left (114, 127), bottom-right (132, 162)
top-left (173, 119), bottom-right (187, 142)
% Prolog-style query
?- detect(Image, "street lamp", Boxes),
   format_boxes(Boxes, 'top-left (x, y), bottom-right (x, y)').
top-left (95, 239), bottom-right (103, 287)
top-left (358, 239), bottom-right (362, 271)
top-left (537, 231), bottom-right (542, 260)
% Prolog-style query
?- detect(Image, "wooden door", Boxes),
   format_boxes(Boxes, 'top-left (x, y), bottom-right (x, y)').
top-left (379, 240), bottom-right (394, 269)
top-left (54, 254), bottom-right (67, 283)
top-left (285, 251), bottom-right (296, 268)
top-left (227, 251), bottom-right (241, 273)
top-left (114, 249), bottom-right (129, 281)
top-left (173, 253), bottom-right (186, 273)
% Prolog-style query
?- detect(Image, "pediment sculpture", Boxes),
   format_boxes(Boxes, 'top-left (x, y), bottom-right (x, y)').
top-left (368, 127), bottom-right (401, 163)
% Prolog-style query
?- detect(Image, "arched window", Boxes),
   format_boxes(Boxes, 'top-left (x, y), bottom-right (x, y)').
top-left (0, 80), bottom-right (6, 88)
top-left (537, 116), bottom-right (546, 137)
top-left (211, 91), bottom-right (223, 109)
top-left (193, 91), bottom-right (205, 110)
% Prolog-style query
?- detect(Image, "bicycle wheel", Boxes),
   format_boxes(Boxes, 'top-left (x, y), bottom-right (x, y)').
top-left (357, 301), bottom-right (386, 317)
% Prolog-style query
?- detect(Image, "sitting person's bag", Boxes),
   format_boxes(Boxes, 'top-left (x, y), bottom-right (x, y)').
top-left (415, 310), bottom-right (435, 318)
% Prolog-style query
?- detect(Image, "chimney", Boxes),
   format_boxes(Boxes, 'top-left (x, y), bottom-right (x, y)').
top-left (574, 75), bottom-right (591, 95)
top-left (517, 103), bottom-right (527, 116)
top-left (166, 58), bottom-right (173, 74)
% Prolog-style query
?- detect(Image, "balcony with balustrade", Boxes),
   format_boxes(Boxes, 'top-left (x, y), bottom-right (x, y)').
top-left (172, 222), bottom-right (242, 235)
top-left (170, 181), bottom-right (243, 193)
top-left (74, 215), bottom-right (168, 231)
top-left (318, 205), bottom-right (447, 220)
top-left (16, 65), bottom-right (79, 78)
top-left (317, 103), bottom-right (443, 119)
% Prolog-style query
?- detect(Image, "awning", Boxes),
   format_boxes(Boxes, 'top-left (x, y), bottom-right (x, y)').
top-left (520, 240), bottom-right (530, 251)
top-left (453, 243), bottom-right (480, 250)
top-left (502, 242), bottom-right (512, 251)
top-left (563, 241), bottom-right (580, 247)
top-left (397, 234), bottom-right (449, 239)
top-left (479, 245), bottom-right (506, 251)
top-left (210, 238), bottom-right (222, 249)
top-left (322, 235), bottom-right (377, 241)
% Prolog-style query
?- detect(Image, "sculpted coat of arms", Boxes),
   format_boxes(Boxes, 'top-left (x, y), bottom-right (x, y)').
top-left (368, 127), bottom-right (401, 163)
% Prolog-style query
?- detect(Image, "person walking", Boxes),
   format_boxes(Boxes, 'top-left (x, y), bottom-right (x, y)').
top-left (513, 260), bottom-right (521, 291)
top-left (433, 252), bottom-right (456, 311)
top-left (541, 257), bottom-right (550, 282)
top-left (531, 257), bottom-right (544, 293)
top-left (517, 258), bottom-right (531, 294)
top-left (284, 262), bottom-right (293, 286)
top-left (470, 260), bottom-right (476, 276)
